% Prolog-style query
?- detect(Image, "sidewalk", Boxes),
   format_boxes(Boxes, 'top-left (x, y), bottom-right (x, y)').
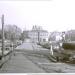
top-left (0, 52), bottom-right (45, 73)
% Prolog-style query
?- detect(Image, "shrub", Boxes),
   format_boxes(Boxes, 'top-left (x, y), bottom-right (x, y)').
top-left (42, 43), bottom-right (50, 49)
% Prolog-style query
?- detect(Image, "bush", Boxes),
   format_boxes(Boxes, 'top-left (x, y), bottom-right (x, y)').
top-left (42, 43), bottom-right (50, 49)
top-left (62, 43), bottom-right (75, 50)
top-left (0, 56), bottom-right (2, 60)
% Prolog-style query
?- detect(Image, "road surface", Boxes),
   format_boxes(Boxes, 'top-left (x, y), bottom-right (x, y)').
top-left (0, 42), bottom-right (75, 73)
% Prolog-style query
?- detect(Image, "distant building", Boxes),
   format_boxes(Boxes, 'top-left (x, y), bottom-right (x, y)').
top-left (22, 31), bottom-right (29, 38)
top-left (56, 35), bottom-right (62, 41)
top-left (49, 31), bottom-right (62, 42)
top-left (23, 25), bottom-right (49, 43)
top-left (65, 30), bottom-right (75, 41)
top-left (29, 30), bottom-right (48, 43)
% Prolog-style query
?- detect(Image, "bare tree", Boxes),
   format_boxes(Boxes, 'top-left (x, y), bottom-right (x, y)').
top-left (4, 25), bottom-right (22, 42)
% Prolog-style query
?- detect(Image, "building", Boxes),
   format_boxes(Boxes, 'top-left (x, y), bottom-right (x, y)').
top-left (49, 31), bottom-right (62, 42)
top-left (65, 30), bottom-right (75, 41)
top-left (29, 30), bottom-right (48, 43)
top-left (23, 25), bottom-right (49, 43)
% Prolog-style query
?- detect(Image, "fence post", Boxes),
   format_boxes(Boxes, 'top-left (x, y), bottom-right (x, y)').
top-left (2, 14), bottom-right (5, 61)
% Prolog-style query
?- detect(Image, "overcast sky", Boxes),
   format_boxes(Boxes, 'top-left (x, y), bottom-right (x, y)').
top-left (0, 0), bottom-right (75, 32)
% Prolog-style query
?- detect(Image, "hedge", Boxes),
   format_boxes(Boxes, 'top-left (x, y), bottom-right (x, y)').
top-left (62, 43), bottom-right (75, 50)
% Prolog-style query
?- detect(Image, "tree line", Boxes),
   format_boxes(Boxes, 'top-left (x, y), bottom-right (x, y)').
top-left (0, 25), bottom-right (22, 42)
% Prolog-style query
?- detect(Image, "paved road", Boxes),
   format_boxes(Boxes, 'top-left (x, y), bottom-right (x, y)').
top-left (13, 42), bottom-right (75, 73)
top-left (16, 42), bottom-right (34, 50)
top-left (16, 42), bottom-right (49, 51)
top-left (0, 52), bottom-right (45, 73)
top-left (0, 42), bottom-right (75, 73)
top-left (0, 42), bottom-right (49, 73)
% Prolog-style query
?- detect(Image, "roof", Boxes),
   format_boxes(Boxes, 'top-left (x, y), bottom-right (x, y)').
top-left (30, 30), bottom-right (48, 33)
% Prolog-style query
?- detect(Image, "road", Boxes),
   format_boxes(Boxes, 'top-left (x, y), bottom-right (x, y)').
top-left (0, 42), bottom-right (75, 73)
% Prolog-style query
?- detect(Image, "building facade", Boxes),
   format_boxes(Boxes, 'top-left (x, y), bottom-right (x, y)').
top-left (23, 25), bottom-right (49, 43)
top-left (28, 30), bottom-right (48, 43)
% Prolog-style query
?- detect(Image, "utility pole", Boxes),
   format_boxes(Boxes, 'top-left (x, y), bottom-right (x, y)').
top-left (2, 14), bottom-right (4, 59)
top-left (62, 32), bottom-right (65, 43)
top-left (38, 31), bottom-right (40, 43)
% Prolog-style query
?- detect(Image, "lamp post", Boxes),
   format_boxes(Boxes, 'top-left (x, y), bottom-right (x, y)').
top-left (1, 14), bottom-right (5, 60)
top-left (37, 27), bottom-right (41, 44)
top-left (38, 30), bottom-right (40, 43)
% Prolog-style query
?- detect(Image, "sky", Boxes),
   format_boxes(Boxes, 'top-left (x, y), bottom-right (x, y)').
top-left (0, 0), bottom-right (75, 32)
